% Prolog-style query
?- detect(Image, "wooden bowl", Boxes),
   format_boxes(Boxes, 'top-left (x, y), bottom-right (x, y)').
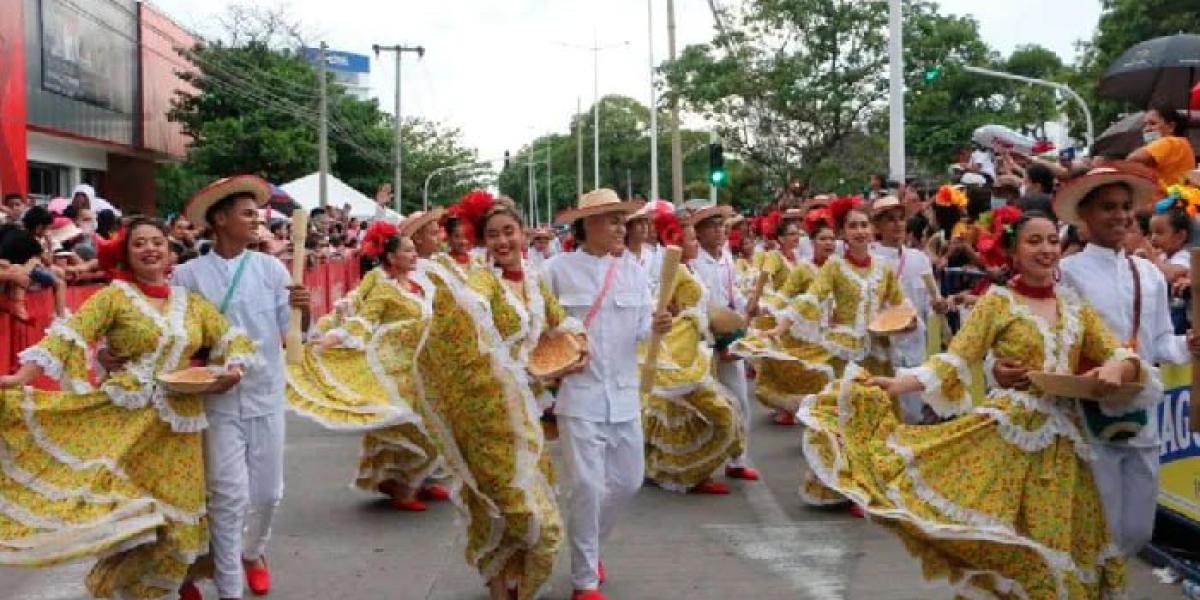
top-left (708, 304), bottom-right (748, 336)
top-left (529, 332), bottom-right (584, 379)
top-left (1027, 371), bottom-right (1144, 403)
top-left (158, 366), bottom-right (218, 394)
top-left (867, 305), bottom-right (916, 335)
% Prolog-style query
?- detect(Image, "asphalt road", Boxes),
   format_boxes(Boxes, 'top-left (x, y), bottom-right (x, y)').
top-left (0, 403), bottom-right (1170, 600)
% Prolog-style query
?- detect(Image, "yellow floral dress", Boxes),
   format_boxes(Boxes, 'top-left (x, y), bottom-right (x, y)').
top-left (285, 267), bottom-right (441, 495)
top-left (733, 260), bottom-right (836, 415)
top-left (799, 285), bottom-right (1157, 599)
top-left (641, 267), bottom-right (745, 491)
top-left (0, 281), bottom-right (257, 599)
top-left (405, 258), bottom-right (562, 600)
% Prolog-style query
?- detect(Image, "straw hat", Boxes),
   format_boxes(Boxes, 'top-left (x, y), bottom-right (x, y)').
top-left (801, 195), bottom-right (831, 211)
top-left (625, 200), bottom-right (653, 222)
top-left (870, 195), bottom-right (904, 218)
top-left (400, 206), bottom-right (446, 238)
top-left (555, 188), bottom-right (640, 225)
top-left (1053, 167), bottom-right (1157, 228)
top-left (725, 213), bottom-right (745, 228)
top-left (683, 202), bottom-right (734, 227)
top-left (49, 217), bottom-right (81, 245)
top-left (530, 226), bottom-right (555, 240)
top-left (183, 175), bottom-right (271, 226)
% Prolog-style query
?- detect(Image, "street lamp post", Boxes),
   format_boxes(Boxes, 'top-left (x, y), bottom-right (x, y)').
top-left (963, 64), bottom-right (1095, 151)
top-left (553, 39), bottom-right (630, 190)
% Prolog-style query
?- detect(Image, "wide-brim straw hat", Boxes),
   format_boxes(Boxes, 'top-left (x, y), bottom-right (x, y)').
top-left (684, 203), bottom-right (734, 227)
top-left (725, 213), bottom-right (745, 228)
top-left (780, 208), bottom-right (805, 222)
top-left (184, 175), bottom-right (271, 226)
top-left (871, 195), bottom-right (904, 217)
top-left (801, 195), bottom-right (831, 211)
top-left (530, 226), bottom-right (555, 240)
top-left (1054, 167), bottom-right (1157, 228)
top-left (625, 200), bottom-right (652, 222)
top-left (555, 188), bottom-right (640, 225)
top-left (400, 206), bottom-right (446, 238)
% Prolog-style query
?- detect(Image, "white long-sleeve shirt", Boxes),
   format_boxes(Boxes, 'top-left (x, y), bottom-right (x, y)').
top-left (172, 250), bottom-right (291, 420)
top-left (691, 246), bottom-right (746, 312)
top-left (1060, 243), bottom-right (1189, 448)
top-left (543, 250), bottom-right (653, 424)
top-left (871, 243), bottom-right (933, 367)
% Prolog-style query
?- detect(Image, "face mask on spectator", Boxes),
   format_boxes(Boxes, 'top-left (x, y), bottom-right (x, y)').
top-left (990, 196), bottom-right (1006, 210)
top-left (79, 221), bottom-right (96, 234)
top-left (1143, 130), bottom-right (1162, 144)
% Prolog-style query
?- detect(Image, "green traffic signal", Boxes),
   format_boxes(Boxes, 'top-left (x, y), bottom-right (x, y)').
top-left (923, 65), bottom-right (943, 83)
top-left (708, 142), bottom-right (727, 187)
top-left (709, 170), bottom-right (727, 186)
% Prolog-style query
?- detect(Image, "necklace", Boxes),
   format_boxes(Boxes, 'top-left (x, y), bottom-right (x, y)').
top-left (1009, 275), bottom-right (1055, 299)
top-left (131, 277), bottom-right (171, 299)
top-left (844, 251), bottom-right (872, 269)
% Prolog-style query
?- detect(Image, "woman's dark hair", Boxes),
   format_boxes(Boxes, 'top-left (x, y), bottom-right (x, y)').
top-left (124, 217), bottom-right (170, 255)
top-left (1134, 209), bottom-right (1152, 236)
top-left (269, 221), bottom-right (288, 234)
top-left (1149, 103), bottom-right (1188, 137)
top-left (21, 205), bottom-right (52, 231)
top-left (1001, 210), bottom-right (1056, 251)
top-left (482, 199), bottom-right (524, 233)
top-left (1062, 224), bottom-right (1083, 252)
top-left (1156, 208), bottom-right (1193, 242)
top-left (906, 212), bottom-right (929, 241)
top-left (1025, 162), bottom-right (1055, 194)
top-left (379, 234), bottom-right (409, 269)
top-left (931, 203), bottom-right (961, 239)
top-left (445, 215), bottom-right (465, 235)
top-left (62, 205), bottom-right (79, 220)
top-left (965, 186), bottom-right (991, 221)
top-left (97, 209), bottom-right (119, 239)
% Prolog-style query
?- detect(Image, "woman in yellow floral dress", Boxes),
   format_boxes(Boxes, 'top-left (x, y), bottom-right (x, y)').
top-left (0, 218), bottom-right (257, 600)
top-left (286, 221), bottom-right (447, 511)
top-left (642, 222), bottom-right (745, 495)
top-left (734, 218), bottom-right (838, 426)
top-left (407, 200), bottom-right (564, 600)
top-left (800, 212), bottom-right (1153, 599)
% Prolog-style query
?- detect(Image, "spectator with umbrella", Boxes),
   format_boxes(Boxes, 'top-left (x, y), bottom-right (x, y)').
top-left (1127, 103), bottom-right (1197, 189)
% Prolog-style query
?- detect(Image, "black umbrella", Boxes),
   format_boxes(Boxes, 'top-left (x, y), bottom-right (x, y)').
top-left (1092, 110), bottom-right (1200, 157)
top-left (1098, 34), bottom-right (1200, 109)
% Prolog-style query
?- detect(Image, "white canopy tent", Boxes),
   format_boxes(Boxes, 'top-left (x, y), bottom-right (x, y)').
top-left (279, 172), bottom-right (402, 221)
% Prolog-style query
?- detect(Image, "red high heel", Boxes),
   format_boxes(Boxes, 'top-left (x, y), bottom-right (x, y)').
top-left (244, 557), bottom-right (271, 595)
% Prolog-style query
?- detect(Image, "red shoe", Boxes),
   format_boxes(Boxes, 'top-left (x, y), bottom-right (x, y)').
top-left (597, 560), bottom-right (606, 585)
top-left (391, 497), bottom-right (428, 511)
top-left (179, 581), bottom-right (202, 600)
top-left (725, 466), bottom-right (760, 481)
top-left (848, 504), bottom-right (866, 519)
top-left (244, 557), bottom-right (271, 596)
top-left (572, 590), bottom-right (606, 600)
top-left (692, 480), bottom-right (731, 495)
top-left (772, 412), bottom-right (797, 426)
top-left (418, 483), bottom-right (451, 502)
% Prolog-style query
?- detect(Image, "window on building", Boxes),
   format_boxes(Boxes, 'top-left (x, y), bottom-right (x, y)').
top-left (27, 162), bottom-right (67, 202)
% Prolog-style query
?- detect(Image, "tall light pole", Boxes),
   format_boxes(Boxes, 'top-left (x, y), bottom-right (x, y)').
top-left (317, 42), bottom-right (329, 209)
top-left (554, 39), bottom-right (629, 190)
top-left (887, 0), bottom-right (905, 185)
top-left (647, 0), bottom-right (659, 202)
top-left (576, 96), bottom-right (584, 199)
top-left (667, 0), bottom-right (684, 206)
top-left (962, 64), bottom-right (1095, 150)
top-left (373, 43), bottom-right (425, 213)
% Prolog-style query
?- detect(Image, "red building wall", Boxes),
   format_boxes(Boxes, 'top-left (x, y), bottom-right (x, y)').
top-left (0, 0), bottom-right (28, 196)
top-left (139, 3), bottom-right (196, 160)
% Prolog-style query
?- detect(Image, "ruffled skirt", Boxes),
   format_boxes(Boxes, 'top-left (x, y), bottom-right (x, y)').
top-left (0, 388), bottom-right (207, 599)
top-left (732, 332), bottom-right (835, 414)
top-left (643, 381), bottom-right (745, 492)
top-left (798, 364), bottom-right (1125, 599)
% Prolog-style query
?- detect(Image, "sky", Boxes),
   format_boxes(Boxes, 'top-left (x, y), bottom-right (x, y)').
top-left (152, 0), bottom-right (1104, 163)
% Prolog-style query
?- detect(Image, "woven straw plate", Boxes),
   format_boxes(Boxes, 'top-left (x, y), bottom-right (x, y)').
top-left (1028, 371), bottom-right (1144, 403)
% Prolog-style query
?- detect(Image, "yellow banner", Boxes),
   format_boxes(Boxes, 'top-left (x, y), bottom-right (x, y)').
top-left (1156, 364), bottom-right (1200, 523)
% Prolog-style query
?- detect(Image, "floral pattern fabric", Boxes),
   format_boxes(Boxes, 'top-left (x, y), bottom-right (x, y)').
top-left (640, 267), bottom-right (745, 491)
top-left (0, 282), bottom-right (256, 599)
top-left (798, 285), bottom-right (1160, 599)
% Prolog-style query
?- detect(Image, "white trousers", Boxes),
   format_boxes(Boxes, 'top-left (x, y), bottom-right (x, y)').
top-left (1090, 442), bottom-right (1158, 557)
top-left (205, 411), bottom-right (286, 598)
top-left (715, 357), bottom-right (751, 467)
top-left (558, 417), bottom-right (644, 590)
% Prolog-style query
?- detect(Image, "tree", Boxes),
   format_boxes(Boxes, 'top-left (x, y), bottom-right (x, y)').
top-left (1075, 0), bottom-right (1200, 139)
top-left (160, 5), bottom-right (480, 215)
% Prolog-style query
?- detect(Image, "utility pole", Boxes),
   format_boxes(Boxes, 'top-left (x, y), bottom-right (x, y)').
top-left (593, 29), bottom-right (601, 189)
top-left (372, 43), bottom-right (425, 213)
top-left (318, 42), bottom-right (329, 209)
top-left (709, 130), bottom-right (718, 204)
top-left (887, 0), bottom-right (905, 184)
top-left (546, 150), bottom-right (552, 226)
top-left (576, 96), bottom-right (584, 198)
top-left (528, 148), bottom-right (537, 226)
top-left (667, 0), bottom-right (684, 206)
top-left (647, 0), bottom-right (659, 202)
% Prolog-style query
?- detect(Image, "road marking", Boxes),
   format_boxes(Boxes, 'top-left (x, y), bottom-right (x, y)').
top-left (5, 563), bottom-right (90, 600)
top-left (704, 523), bottom-right (854, 600)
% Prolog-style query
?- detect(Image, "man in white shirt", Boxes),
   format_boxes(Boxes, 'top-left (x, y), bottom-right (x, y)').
top-left (870, 196), bottom-right (945, 423)
top-left (543, 189), bottom-right (671, 600)
top-left (688, 203), bottom-right (759, 481)
top-left (173, 177), bottom-right (310, 600)
top-left (1002, 168), bottom-right (1195, 558)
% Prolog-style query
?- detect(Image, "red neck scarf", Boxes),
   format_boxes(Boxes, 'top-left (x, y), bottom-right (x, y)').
top-left (1009, 275), bottom-right (1055, 299)
top-left (124, 273), bottom-right (171, 299)
top-left (844, 251), bottom-right (872, 269)
top-left (813, 255), bottom-right (828, 267)
top-left (452, 252), bottom-right (470, 265)
top-left (501, 268), bottom-right (524, 283)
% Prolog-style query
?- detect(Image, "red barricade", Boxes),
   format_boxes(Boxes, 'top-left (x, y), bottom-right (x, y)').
top-left (5, 254), bottom-right (361, 376)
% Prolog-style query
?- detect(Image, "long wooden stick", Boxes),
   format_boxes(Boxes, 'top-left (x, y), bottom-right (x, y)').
top-left (640, 245), bottom-right (683, 396)
top-left (285, 210), bottom-right (310, 365)
top-left (1189, 248), bottom-right (1200, 432)
top-left (921, 272), bottom-right (952, 345)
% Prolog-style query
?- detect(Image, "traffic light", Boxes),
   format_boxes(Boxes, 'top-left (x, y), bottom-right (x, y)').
top-left (923, 64), bottom-right (943, 84)
top-left (503, 150), bottom-right (510, 170)
top-left (708, 143), bottom-right (727, 187)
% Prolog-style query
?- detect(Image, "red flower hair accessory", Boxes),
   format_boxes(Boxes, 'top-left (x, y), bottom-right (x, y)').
top-left (828, 195), bottom-right (863, 230)
top-left (446, 189), bottom-right (495, 246)
top-left (761, 210), bottom-right (783, 241)
top-left (361, 220), bottom-right (400, 259)
top-left (804, 207), bottom-right (835, 237)
top-left (96, 228), bottom-right (128, 278)
top-left (654, 209), bottom-right (683, 247)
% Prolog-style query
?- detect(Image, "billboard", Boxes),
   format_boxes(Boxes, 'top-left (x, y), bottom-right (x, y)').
top-left (302, 47), bottom-right (370, 75)
top-left (39, 0), bottom-right (134, 114)
top-left (1158, 364), bottom-right (1200, 523)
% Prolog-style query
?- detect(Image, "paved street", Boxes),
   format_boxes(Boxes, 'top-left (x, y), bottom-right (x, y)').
top-left (0, 405), bottom-right (1169, 600)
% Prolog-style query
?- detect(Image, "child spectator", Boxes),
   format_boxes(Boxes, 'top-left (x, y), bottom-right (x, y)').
top-left (0, 206), bottom-right (66, 320)
top-left (1148, 206), bottom-right (1192, 333)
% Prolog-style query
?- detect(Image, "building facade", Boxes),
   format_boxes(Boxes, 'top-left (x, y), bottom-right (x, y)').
top-left (0, 0), bottom-right (196, 215)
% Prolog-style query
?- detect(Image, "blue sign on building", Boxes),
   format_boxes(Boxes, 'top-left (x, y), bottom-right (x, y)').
top-left (302, 48), bottom-right (370, 74)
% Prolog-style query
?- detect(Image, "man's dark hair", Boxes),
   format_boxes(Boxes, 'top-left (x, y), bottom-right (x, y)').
top-left (96, 209), bottom-right (119, 239)
top-left (1078, 181), bottom-right (1134, 211)
top-left (21, 205), bottom-right (52, 231)
top-left (3, 193), bottom-right (22, 205)
top-left (205, 192), bottom-right (257, 227)
top-left (1026, 162), bottom-right (1055, 194)
top-left (269, 221), bottom-right (288, 234)
top-left (62, 205), bottom-right (79, 220)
